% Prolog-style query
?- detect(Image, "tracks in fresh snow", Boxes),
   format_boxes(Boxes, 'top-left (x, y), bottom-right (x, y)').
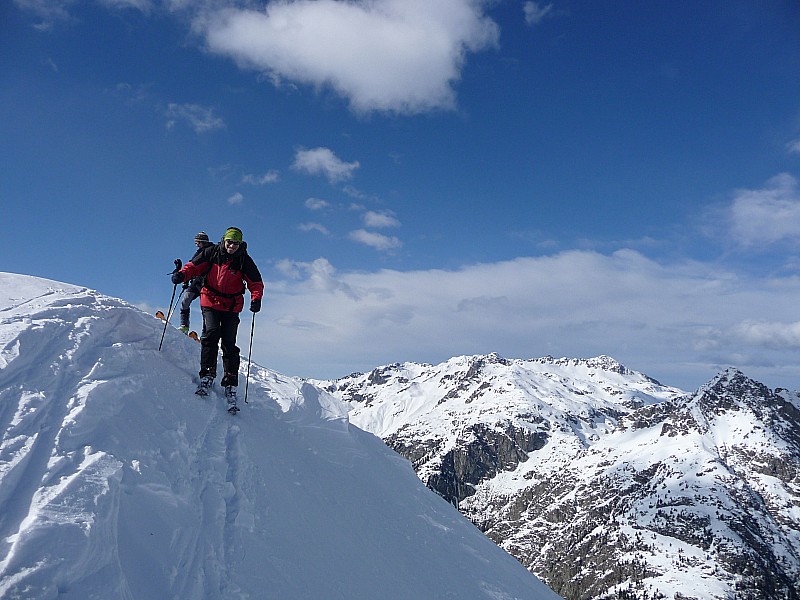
top-left (175, 391), bottom-right (251, 598)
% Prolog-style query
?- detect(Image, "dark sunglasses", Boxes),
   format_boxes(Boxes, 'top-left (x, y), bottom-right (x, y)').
top-left (224, 239), bottom-right (241, 246)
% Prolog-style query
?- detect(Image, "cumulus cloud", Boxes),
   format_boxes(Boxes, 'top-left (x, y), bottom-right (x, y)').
top-left (348, 229), bottom-right (402, 251)
top-left (165, 103), bottom-right (225, 133)
top-left (276, 257), bottom-right (362, 299)
top-left (726, 173), bottom-right (800, 247)
top-left (292, 147), bottom-right (359, 183)
top-left (194, 0), bottom-right (499, 114)
top-left (255, 249), bottom-right (800, 390)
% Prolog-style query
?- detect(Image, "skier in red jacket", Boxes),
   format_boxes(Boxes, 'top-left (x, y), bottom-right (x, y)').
top-left (172, 227), bottom-right (264, 401)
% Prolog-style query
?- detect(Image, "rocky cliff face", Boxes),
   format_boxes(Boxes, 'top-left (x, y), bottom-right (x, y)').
top-left (320, 355), bottom-right (800, 600)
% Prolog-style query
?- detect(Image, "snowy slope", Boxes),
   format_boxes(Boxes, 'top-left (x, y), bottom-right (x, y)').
top-left (0, 273), bottom-right (561, 600)
top-left (322, 354), bottom-right (800, 599)
top-left (321, 354), bottom-right (684, 501)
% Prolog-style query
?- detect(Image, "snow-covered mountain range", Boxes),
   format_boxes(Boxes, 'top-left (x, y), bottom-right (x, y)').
top-left (0, 273), bottom-right (560, 600)
top-left (320, 353), bottom-right (800, 600)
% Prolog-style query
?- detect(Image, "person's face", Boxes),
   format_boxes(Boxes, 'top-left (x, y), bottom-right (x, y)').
top-left (224, 239), bottom-right (241, 254)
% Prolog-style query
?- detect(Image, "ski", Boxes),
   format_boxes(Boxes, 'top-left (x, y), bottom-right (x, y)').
top-left (158, 311), bottom-right (199, 341)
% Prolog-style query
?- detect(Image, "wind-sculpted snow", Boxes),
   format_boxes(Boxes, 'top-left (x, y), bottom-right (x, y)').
top-left (0, 273), bottom-right (560, 600)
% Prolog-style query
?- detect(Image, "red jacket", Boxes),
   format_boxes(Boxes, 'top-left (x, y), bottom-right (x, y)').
top-left (180, 242), bottom-right (264, 313)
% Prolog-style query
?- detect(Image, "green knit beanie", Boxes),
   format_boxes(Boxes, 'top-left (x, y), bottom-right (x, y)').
top-left (223, 227), bottom-right (243, 242)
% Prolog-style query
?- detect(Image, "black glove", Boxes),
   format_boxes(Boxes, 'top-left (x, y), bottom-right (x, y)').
top-left (171, 271), bottom-right (185, 285)
top-left (250, 298), bottom-right (261, 313)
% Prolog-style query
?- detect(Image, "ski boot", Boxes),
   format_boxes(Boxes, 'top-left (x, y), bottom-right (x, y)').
top-left (195, 375), bottom-right (214, 397)
top-left (224, 386), bottom-right (240, 414)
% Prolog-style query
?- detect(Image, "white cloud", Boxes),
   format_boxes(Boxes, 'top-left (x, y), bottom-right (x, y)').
top-left (342, 185), bottom-right (372, 201)
top-left (363, 210), bottom-right (400, 228)
top-left (14, 0), bottom-right (74, 29)
top-left (293, 147), bottom-right (359, 183)
top-left (194, 0), bottom-right (499, 114)
top-left (730, 320), bottom-right (800, 349)
top-left (165, 103), bottom-right (225, 133)
top-left (348, 229), bottom-right (402, 251)
top-left (255, 249), bottom-right (800, 390)
top-left (228, 192), bottom-right (244, 204)
top-left (305, 198), bottom-right (331, 210)
top-left (788, 139), bottom-right (800, 154)
top-left (523, 2), bottom-right (553, 26)
top-left (275, 257), bottom-right (362, 299)
top-left (16, 0), bottom-right (154, 27)
top-left (727, 173), bottom-right (800, 247)
top-left (242, 170), bottom-right (279, 185)
top-left (299, 222), bottom-right (330, 235)
top-left (97, 0), bottom-right (153, 12)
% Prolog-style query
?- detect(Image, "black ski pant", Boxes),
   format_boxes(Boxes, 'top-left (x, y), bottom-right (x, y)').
top-left (179, 279), bottom-right (203, 328)
top-left (199, 307), bottom-right (240, 386)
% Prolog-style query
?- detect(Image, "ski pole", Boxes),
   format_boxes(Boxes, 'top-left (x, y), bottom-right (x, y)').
top-left (243, 311), bottom-right (256, 404)
top-left (158, 259), bottom-right (182, 351)
top-left (167, 285), bottom-right (187, 325)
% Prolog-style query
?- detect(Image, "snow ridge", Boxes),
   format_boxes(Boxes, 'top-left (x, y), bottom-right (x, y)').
top-left (0, 273), bottom-right (559, 600)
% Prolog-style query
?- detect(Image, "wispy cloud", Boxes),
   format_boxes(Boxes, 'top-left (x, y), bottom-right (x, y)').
top-left (523, 2), bottom-right (553, 26)
top-left (788, 139), bottom-right (800, 155)
top-left (42, 57), bottom-right (58, 72)
top-left (16, 0), bottom-right (153, 28)
top-left (305, 198), bottom-right (331, 211)
top-left (363, 210), bottom-right (401, 228)
top-left (165, 103), bottom-right (225, 133)
top-left (14, 0), bottom-right (74, 30)
top-left (97, 0), bottom-right (153, 12)
top-left (730, 320), bottom-right (800, 349)
top-left (348, 229), bottom-right (402, 251)
top-left (293, 147), bottom-right (359, 184)
top-left (725, 173), bottom-right (800, 248)
top-left (228, 192), bottom-right (244, 204)
top-left (242, 170), bottom-right (279, 185)
top-left (194, 0), bottom-right (499, 114)
top-left (299, 222), bottom-right (330, 235)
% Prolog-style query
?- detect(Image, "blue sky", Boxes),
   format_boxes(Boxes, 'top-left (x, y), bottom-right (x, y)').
top-left (3, 0), bottom-right (800, 390)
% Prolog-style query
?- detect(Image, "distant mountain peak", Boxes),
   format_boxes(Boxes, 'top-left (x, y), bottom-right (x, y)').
top-left (534, 353), bottom-right (628, 372)
top-left (326, 352), bottom-right (800, 600)
top-left (695, 366), bottom-right (782, 415)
